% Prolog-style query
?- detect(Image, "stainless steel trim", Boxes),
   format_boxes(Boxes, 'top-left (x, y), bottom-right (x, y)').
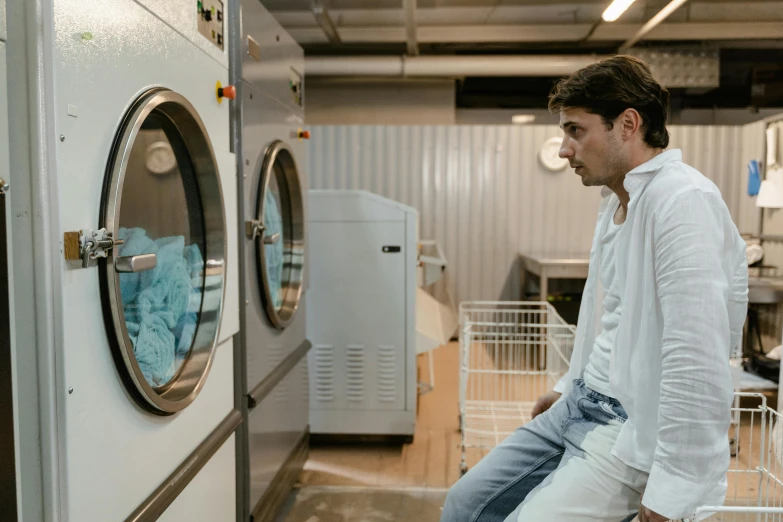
top-left (230, 3), bottom-right (250, 520)
top-left (100, 88), bottom-right (227, 415)
top-left (248, 339), bottom-right (312, 409)
top-left (114, 253), bottom-right (157, 273)
top-left (125, 409), bottom-right (242, 522)
top-left (250, 428), bottom-right (309, 522)
top-left (254, 140), bottom-right (305, 330)
top-left (0, 189), bottom-right (19, 520)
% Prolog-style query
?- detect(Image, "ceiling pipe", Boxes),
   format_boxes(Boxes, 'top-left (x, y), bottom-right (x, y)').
top-left (403, 0), bottom-right (419, 56)
top-left (619, 0), bottom-right (690, 52)
top-left (311, 0), bottom-right (341, 44)
top-left (305, 54), bottom-right (610, 78)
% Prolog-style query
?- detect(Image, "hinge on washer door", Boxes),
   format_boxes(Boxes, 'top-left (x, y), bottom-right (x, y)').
top-left (63, 228), bottom-right (125, 268)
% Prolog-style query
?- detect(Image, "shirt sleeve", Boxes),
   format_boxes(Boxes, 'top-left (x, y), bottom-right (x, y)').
top-left (642, 188), bottom-right (741, 520)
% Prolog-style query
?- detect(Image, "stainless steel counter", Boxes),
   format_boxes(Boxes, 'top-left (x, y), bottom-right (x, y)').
top-left (748, 276), bottom-right (783, 304)
top-left (520, 252), bottom-right (590, 300)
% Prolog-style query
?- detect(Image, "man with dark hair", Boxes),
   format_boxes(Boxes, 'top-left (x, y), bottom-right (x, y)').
top-left (441, 55), bottom-right (748, 522)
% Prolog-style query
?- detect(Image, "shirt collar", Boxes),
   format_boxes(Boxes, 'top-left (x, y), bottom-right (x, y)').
top-left (600, 149), bottom-right (682, 199)
top-left (623, 148), bottom-right (682, 194)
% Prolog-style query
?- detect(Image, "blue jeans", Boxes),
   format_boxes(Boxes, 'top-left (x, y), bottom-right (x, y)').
top-left (442, 380), bottom-right (648, 522)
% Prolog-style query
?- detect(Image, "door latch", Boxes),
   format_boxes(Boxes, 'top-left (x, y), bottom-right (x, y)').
top-left (64, 228), bottom-right (125, 268)
top-left (245, 219), bottom-right (265, 240)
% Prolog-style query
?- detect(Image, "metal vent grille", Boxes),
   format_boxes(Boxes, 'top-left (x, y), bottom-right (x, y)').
top-left (314, 344), bottom-right (335, 403)
top-left (377, 345), bottom-right (397, 403)
top-left (346, 345), bottom-right (366, 402)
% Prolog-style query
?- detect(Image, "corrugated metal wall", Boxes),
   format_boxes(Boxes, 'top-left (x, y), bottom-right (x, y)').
top-left (308, 124), bottom-right (759, 304)
top-left (738, 121), bottom-right (765, 237)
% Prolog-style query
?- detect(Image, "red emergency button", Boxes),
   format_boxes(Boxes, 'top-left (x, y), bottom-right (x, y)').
top-left (298, 130), bottom-right (311, 140)
top-left (216, 81), bottom-right (236, 104)
top-left (218, 85), bottom-right (236, 100)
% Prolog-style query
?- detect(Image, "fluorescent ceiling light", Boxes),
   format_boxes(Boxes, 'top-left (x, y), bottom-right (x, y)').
top-left (511, 114), bottom-right (536, 124)
top-left (602, 0), bottom-right (637, 22)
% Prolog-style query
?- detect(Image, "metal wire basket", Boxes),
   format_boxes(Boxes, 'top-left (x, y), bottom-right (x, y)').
top-left (458, 301), bottom-right (575, 475)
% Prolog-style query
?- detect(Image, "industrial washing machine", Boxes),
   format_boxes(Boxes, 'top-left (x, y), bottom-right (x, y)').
top-left (232, 1), bottom-right (310, 520)
top-left (7, 0), bottom-right (240, 519)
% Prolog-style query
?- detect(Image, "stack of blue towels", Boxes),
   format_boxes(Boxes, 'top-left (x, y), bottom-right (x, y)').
top-left (264, 191), bottom-right (284, 310)
top-left (118, 227), bottom-right (204, 387)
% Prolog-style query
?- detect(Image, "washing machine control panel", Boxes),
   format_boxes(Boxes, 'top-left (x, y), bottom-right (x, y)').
top-left (197, 0), bottom-right (224, 50)
top-left (289, 68), bottom-right (303, 107)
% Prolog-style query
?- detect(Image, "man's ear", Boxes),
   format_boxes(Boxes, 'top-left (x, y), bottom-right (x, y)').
top-left (620, 108), bottom-right (642, 141)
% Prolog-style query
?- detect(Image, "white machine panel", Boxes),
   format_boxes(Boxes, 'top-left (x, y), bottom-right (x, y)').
top-left (64, 340), bottom-right (234, 519)
top-left (159, 434), bottom-right (237, 522)
top-left (308, 221), bottom-right (407, 411)
top-left (134, 0), bottom-right (228, 68)
top-left (241, 0), bottom-right (304, 116)
top-left (308, 190), bottom-right (416, 223)
top-left (248, 356), bottom-right (309, 508)
top-left (307, 190), bottom-right (417, 436)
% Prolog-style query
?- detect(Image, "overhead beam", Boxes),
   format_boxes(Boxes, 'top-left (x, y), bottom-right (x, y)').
top-left (619, 0), bottom-right (690, 52)
top-left (311, 0), bottom-right (341, 44)
top-left (287, 22), bottom-right (783, 45)
top-left (271, 2), bottom-right (781, 28)
top-left (404, 0), bottom-right (419, 56)
top-left (305, 54), bottom-right (610, 77)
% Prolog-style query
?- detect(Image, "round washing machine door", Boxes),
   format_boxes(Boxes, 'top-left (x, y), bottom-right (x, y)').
top-left (99, 89), bottom-right (226, 415)
top-left (253, 140), bottom-right (305, 330)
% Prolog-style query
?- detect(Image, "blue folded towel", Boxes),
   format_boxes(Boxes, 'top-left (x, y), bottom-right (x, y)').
top-left (749, 160), bottom-right (761, 196)
top-left (117, 227), bottom-right (205, 387)
top-left (264, 191), bottom-right (284, 310)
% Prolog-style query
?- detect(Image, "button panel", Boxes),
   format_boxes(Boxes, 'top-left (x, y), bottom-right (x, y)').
top-left (289, 68), bottom-right (303, 107)
top-left (197, 0), bottom-right (224, 51)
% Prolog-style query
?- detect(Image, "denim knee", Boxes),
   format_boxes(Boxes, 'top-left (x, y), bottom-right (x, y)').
top-left (441, 476), bottom-right (478, 522)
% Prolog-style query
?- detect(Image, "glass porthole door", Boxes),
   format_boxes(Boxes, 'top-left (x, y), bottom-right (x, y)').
top-left (99, 89), bottom-right (226, 415)
top-left (247, 140), bottom-right (305, 330)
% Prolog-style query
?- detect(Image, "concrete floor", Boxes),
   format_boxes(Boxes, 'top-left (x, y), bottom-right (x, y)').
top-left (276, 486), bottom-right (448, 522)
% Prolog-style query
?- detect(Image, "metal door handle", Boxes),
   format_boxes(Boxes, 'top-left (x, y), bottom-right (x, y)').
top-left (245, 219), bottom-right (264, 240)
top-left (115, 253), bottom-right (157, 273)
top-left (263, 233), bottom-right (280, 245)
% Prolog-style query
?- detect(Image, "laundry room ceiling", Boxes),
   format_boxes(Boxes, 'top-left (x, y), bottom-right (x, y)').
top-left (260, 0), bottom-right (783, 110)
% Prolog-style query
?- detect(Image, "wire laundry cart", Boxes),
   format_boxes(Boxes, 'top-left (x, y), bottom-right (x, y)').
top-left (458, 301), bottom-right (576, 476)
top-left (689, 393), bottom-right (783, 522)
top-left (457, 303), bottom-right (783, 521)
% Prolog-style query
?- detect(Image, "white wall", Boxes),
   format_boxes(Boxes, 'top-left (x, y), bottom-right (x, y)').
top-left (308, 124), bottom-right (757, 304)
top-left (305, 78), bottom-right (456, 125)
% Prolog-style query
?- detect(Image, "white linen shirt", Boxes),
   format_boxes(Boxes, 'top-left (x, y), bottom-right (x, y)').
top-left (554, 149), bottom-right (749, 520)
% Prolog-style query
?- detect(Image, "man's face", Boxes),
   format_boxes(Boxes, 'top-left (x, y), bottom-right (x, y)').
top-left (558, 108), bottom-right (625, 187)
